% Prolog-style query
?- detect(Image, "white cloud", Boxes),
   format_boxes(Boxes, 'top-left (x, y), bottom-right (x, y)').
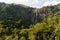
top-left (43, 0), bottom-right (60, 6)
top-left (0, 0), bottom-right (29, 4)
top-left (43, 1), bottom-right (51, 6)
top-left (52, 1), bottom-right (60, 5)
top-left (0, 0), bottom-right (60, 8)
top-left (0, 0), bottom-right (39, 8)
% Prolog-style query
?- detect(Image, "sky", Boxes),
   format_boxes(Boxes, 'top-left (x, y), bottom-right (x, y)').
top-left (0, 0), bottom-right (60, 8)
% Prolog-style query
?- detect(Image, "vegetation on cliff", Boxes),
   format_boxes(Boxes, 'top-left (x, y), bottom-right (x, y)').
top-left (0, 3), bottom-right (60, 40)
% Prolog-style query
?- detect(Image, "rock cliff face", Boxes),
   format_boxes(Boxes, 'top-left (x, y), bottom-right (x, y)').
top-left (32, 7), bottom-right (51, 22)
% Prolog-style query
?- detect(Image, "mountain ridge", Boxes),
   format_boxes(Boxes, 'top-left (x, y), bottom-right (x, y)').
top-left (0, 2), bottom-right (60, 27)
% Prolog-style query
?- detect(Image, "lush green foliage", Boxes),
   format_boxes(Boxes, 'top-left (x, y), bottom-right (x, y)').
top-left (0, 3), bottom-right (60, 40)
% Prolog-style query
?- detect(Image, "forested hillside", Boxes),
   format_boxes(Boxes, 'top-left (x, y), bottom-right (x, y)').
top-left (0, 2), bottom-right (60, 40)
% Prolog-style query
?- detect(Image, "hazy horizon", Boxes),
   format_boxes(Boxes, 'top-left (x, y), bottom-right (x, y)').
top-left (0, 0), bottom-right (60, 8)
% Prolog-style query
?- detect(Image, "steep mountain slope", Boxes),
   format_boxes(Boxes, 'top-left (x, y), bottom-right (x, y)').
top-left (0, 3), bottom-right (34, 28)
top-left (0, 2), bottom-right (60, 28)
top-left (0, 2), bottom-right (60, 40)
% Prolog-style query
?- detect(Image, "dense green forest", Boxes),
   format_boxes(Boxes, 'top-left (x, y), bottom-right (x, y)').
top-left (0, 2), bottom-right (60, 40)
